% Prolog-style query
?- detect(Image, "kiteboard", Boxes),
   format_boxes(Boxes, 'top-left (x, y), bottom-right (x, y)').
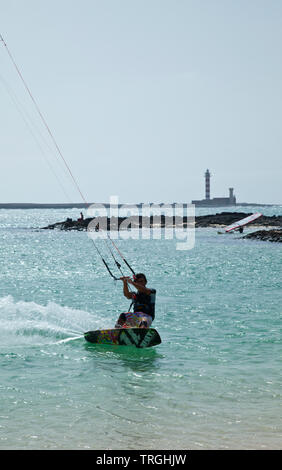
top-left (84, 327), bottom-right (161, 348)
top-left (224, 212), bottom-right (262, 233)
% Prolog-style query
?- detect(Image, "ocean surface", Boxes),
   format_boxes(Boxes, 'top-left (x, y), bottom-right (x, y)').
top-left (0, 205), bottom-right (281, 450)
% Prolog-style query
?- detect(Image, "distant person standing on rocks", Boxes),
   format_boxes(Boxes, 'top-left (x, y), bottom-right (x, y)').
top-left (78, 212), bottom-right (84, 222)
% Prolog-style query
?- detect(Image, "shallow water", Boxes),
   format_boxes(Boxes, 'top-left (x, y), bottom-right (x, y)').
top-left (0, 206), bottom-right (281, 449)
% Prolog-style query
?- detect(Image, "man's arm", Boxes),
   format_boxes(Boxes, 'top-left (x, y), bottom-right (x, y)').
top-left (121, 277), bottom-right (134, 299)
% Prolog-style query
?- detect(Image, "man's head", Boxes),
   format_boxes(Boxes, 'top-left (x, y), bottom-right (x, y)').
top-left (134, 273), bottom-right (147, 286)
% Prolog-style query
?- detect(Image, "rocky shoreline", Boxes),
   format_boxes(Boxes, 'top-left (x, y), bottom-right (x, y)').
top-left (242, 229), bottom-right (282, 243)
top-left (195, 212), bottom-right (282, 228)
top-left (41, 211), bottom-right (282, 242)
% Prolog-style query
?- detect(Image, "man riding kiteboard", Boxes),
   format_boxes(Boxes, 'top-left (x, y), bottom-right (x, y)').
top-left (115, 273), bottom-right (156, 329)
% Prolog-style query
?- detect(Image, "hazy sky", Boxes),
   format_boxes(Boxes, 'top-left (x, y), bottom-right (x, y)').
top-left (1, 0), bottom-right (281, 204)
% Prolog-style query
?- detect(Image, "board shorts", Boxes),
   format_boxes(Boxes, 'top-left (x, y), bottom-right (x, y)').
top-left (116, 312), bottom-right (153, 328)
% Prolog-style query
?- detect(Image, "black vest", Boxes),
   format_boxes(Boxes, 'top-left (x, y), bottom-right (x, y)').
top-left (132, 289), bottom-right (156, 320)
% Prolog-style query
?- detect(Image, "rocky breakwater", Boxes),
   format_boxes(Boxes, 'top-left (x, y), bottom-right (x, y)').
top-left (41, 211), bottom-right (282, 242)
top-left (194, 211), bottom-right (282, 228)
top-left (41, 215), bottom-right (194, 231)
top-left (243, 229), bottom-right (282, 243)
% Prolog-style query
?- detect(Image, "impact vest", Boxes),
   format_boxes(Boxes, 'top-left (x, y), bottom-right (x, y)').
top-left (131, 289), bottom-right (156, 320)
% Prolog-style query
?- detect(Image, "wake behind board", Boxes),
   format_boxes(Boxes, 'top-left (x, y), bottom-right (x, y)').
top-left (84, 328), bottom-right (161, 348)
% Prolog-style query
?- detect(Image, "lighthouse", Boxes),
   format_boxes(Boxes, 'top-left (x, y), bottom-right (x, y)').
top-left (192, 169), bottom-right (236, 206)
top-left (205, 169), bottom-right (211, 200)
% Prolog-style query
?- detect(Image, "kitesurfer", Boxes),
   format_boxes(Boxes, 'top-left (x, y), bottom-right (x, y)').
top-left (115, 273), bottom-right (156, 329)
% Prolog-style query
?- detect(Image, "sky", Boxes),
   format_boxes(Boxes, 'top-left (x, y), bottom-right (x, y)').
top-left (0, 0), bottom-right (281, 204)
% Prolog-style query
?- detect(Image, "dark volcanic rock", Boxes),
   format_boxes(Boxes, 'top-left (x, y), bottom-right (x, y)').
top-left (41, 215), bottom-right (192, 231)
top-left (243, 229), bottom-right (282, 243)
top-left (41, 212), bottom-right (282, 231)
top-left (194, 212), bottom-right (282, 228)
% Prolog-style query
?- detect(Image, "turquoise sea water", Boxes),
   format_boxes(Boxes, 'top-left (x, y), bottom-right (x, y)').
top-left (0, 205), bottom-right (281, 449)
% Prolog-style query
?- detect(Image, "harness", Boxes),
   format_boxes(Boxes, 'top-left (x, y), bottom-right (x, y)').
top-left (130, 289), bottom-right (156, 320)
